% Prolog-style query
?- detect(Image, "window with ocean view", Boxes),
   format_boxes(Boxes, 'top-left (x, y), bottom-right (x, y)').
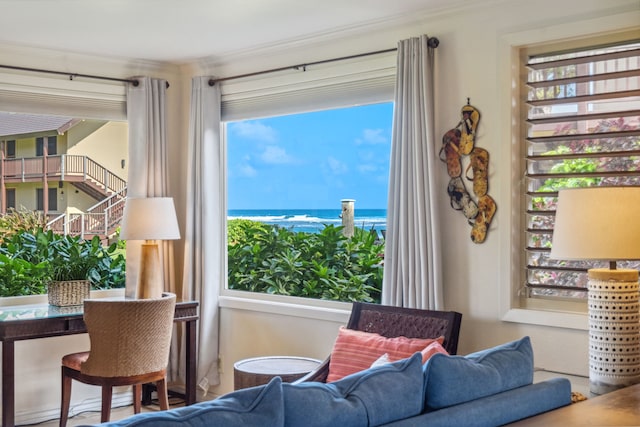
top-left (226, 102), bottom-right (392, 303)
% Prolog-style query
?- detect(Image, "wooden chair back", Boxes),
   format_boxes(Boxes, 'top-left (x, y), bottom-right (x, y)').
top-left (296, 301), bottom-right (462, 383)
top-left (347, 301), bottom-right (462, 354)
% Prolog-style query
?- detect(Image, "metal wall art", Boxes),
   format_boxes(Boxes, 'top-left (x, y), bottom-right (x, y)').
top-left (439, 100), bottom-right (496, 244)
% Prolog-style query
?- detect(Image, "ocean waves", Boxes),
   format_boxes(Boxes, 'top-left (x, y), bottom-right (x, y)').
top-left (228, 209), bottom-right (386, 233)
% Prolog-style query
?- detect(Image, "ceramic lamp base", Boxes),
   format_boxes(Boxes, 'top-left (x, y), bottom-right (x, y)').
top-left (588, 268), bottom-right (640, 395)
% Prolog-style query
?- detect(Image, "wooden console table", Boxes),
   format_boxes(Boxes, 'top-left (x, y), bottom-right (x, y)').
top-left (506, 383), bottom-right (640, 426)
top-left (0, 298), bottom-right (199, 427)
top-left (234, 356), bottom-right (322, 390)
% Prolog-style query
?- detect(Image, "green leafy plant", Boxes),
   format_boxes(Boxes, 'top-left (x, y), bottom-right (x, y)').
top-left (0, 229), bottom-right (125, 296)
top-left (227, 220), bottom-right (384, 303)
top-left (0, 253), bottom-right (50, 297)
top-left (47, 234), bottom-right (107, 282)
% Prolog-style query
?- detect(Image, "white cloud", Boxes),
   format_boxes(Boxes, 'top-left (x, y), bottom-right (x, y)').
top-left (356, 128), bottom-right (387, 145)
top-left (260, 145), bottom-right (294, 164)
top-left (327, 156), bottom-right (348, 174)
top-left (357, 164), bottom-right (377, 173)
top-left (239, 164), bottom-right (257, 177)
top-left (232, 121), bottom-right (277, 143)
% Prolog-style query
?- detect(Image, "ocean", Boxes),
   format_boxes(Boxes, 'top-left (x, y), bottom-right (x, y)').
top-left (228, 208), bottom-right (387, 234)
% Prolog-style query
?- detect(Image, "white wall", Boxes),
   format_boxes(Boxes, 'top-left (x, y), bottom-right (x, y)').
top-left (0, 0), bottom-right (638, 422)
top-left (67, 120), bottom-right (129, 182)
top-left (204, 0), bottom-right (640, 397)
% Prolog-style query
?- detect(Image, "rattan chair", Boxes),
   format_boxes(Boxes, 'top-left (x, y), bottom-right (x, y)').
top-left (296, 301), bottom-right (462, 383)
top-left (59, 293), bottom-right (176, 427)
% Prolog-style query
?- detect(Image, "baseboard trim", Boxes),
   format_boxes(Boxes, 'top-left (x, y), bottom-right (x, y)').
top-left (16, 390), bottom-right (132, 425)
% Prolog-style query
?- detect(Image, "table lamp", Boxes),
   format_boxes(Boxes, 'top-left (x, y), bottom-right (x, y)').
top-left (550, 186), bottom-right (640, 395)
top-left (119, 197), bottom-right (180, 299)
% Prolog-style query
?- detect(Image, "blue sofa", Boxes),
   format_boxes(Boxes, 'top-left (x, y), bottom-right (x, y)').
top-left (95, 337), bottom-right (572, 427)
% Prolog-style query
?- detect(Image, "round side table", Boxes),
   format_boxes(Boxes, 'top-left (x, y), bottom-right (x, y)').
top-left (233, 356), bottom-right (322, 390)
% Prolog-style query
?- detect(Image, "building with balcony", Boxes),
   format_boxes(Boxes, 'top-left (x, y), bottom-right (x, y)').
top-left (0, 113), bottom-right (128, 240)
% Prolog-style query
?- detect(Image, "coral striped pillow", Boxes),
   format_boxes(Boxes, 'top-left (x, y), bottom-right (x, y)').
top-left (326, 327), bottom-right (445, 382)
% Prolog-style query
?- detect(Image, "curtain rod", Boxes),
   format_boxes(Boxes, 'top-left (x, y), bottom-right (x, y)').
top-left (0, 64), bottom-right (171, 88)
top-left (208, 37), bottom-right (439, 86)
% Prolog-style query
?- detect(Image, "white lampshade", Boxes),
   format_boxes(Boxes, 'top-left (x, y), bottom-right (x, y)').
top-left (120, 197), bottom-right (180, 241)
top-left (550, 187), bottom-right (640, 261)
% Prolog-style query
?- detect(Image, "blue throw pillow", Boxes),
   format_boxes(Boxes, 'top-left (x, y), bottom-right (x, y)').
top-left (424, 336), bottom-right (534, 410)
top-left (282, 352), bottom-right (424, 427)
top-left (94, 376), bottom-right (284, 427)
top-left (282, 379), bottom-right (368, 427)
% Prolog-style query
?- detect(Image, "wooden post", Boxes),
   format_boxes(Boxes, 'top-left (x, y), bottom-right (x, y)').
top-left (341, 199), bottom-right (355, 237)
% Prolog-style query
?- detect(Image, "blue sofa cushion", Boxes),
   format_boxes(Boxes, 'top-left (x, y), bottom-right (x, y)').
top-left (380, 377), bottom-right (572, 427)
top-left (283, 352), bottom-right (424, 427)
top-left (424, 336), bottom-right (534, 410)
top-left (94, 376), bottom-right (285, 427)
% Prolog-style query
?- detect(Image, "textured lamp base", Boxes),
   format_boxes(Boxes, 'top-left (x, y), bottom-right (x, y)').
top-left (138, 242), bottom-right (163, 299)
top-left (588, 268), bottom-right (640, 395)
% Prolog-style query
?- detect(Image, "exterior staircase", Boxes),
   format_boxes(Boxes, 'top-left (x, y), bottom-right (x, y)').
top-left (47, 188), bottom-right (127, 242)
top-left (29, 155), bottom-right (129, 241)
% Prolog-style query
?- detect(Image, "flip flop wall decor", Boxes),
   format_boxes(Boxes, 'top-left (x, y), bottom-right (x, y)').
top-left (438, 101), bottom-right (497, 244)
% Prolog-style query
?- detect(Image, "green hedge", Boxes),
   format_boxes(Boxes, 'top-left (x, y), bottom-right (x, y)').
top-left (228, 219), bottom-right (384, 303)
top-left (0, 212), bottom-right (384, 302)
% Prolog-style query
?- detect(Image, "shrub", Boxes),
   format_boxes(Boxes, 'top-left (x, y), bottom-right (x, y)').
top-left (228, 220), bottom-right (384, 303)
top-left (0, 208), bottom-right (47, 242)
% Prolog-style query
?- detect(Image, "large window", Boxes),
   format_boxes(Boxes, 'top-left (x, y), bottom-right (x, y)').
top-left (0, 67), bottom-right (129, 298)
top-left (220, 49), bottom-right (396, 303)
top-left (226, 102), bottom-right (392, 302)
top-left (523, 40), bottom-right (640, 302)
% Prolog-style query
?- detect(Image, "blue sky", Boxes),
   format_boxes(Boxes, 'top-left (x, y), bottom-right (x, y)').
top-left (227, 102), bottom-right (393, 210)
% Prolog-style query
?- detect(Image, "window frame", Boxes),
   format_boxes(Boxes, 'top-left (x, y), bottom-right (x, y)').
top-left (219, 51), bottom-right (397, 308)
top-left (499, 23), bottom-right (639, 330)
top-left (522, 41), bottom-right (640, 302)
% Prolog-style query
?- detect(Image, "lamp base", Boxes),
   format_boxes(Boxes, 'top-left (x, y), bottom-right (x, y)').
top-left (137, 242), bottom-right (163, 299)
top-left (588, 268), bottom-right (640, 395)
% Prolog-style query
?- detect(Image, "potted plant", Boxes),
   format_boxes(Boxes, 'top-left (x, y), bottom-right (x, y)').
top-left (46, 234), bottom-right (103, 306)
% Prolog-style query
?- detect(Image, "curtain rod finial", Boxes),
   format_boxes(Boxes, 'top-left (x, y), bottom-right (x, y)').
top-left (427, 37), bottom-right (439, 48)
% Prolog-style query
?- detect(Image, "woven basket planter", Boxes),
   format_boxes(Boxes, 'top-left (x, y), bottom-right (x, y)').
top-left (47, 280), bottom-right (91, 306)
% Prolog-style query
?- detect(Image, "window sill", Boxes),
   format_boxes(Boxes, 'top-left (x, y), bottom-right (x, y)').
top-left (502, 307), bottom-right (587, 331)
top-left (218, 291), bottom-right (352, 323)
top-left (0, 288), bottom-right (124, 307)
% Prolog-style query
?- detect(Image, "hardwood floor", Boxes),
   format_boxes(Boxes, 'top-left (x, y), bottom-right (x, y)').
top-left (21, 398), bottom-right (185, 427)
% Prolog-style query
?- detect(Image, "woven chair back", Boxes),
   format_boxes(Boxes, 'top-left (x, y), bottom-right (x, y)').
top-left (81, 293), bottom-right (176, 378)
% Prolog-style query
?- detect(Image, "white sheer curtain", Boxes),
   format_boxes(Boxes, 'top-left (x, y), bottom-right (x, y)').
top-left (181, 76), bottom-right (224, 393)
top-left (126, 77), bottom-right (177, 298)
top-left (382, 35), bottom-right (443, 310)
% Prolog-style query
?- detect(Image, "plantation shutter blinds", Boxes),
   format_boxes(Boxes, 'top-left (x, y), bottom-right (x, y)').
top-left (524, 41), bottom-right (640, 300)
top-left (219, 52), bottom-right (396, 121)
